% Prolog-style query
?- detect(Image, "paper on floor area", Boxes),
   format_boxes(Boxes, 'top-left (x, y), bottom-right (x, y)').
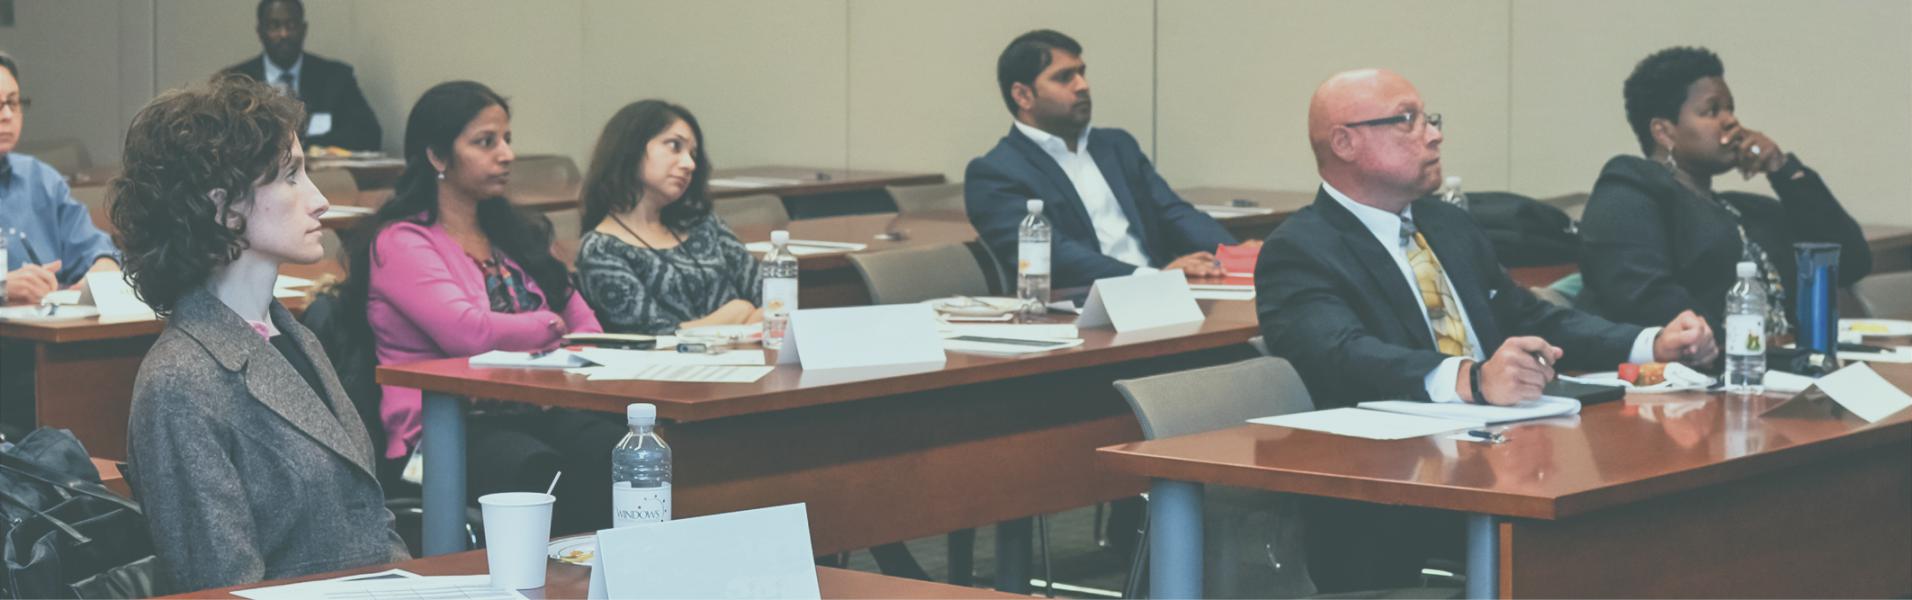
top-left (1250, 407), bottom-right (1481, 440)
top-left (1358, 395), bottom-right (1581, 425)
top-left (575, 347), bottom-right (767, 368)
top-left (584, 364), bottom-right (775, 383)
top-left (232, 574), bottom-right (523, 600)
top-left (1812, 362), bottom-right (1912, 423)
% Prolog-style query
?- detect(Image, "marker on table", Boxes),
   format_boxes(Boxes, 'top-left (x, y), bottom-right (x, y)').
top-left (1466, 429), bottom-right (1506, 444)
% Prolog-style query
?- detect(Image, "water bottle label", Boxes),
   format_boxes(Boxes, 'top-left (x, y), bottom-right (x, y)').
top-left (612, 482), bottom-right (671, 527)
top-left (1018, 241), bottom-right (1050, 276)
top-left (1726, 314), bottom-right (1765, 356)
top-left (762, 278), bottom-right (798, 317)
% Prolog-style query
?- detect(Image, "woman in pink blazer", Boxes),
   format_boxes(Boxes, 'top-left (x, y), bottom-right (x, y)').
top-left (339, 81), bottom-right (621, 533)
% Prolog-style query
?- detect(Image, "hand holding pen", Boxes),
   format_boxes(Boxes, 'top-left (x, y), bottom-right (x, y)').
top-left (1471, 336), bottom-right (1563, 406)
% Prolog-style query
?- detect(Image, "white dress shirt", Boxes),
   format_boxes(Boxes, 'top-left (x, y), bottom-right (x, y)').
top-left (1321, 182), bottom-right (1658, 403)
top-left (262, 53), bottom-right (305, 97)
top-left (1013, 120), bottom-right (1154, 270)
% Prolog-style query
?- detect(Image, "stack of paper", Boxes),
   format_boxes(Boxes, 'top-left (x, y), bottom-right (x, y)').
top-left (1357, 395), bottom-right (1581, 425)
top-left (1250, 408), bottom-right (1480, 440)
top-left (1188, 283), bottom-right (1255, 301)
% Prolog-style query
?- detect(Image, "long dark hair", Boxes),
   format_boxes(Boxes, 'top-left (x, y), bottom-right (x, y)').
top-left (579, 99), bottom-right (712, 234)
top-left (338, 81), bottom-right (571, 333)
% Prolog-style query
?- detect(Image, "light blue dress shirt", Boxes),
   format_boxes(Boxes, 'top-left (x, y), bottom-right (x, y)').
top-left (1, 153), bottom-right (120, 285)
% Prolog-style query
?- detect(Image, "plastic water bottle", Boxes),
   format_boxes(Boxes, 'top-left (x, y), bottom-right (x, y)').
top-left (611, 403), bottom-right (671, 528)
top-left (761, 230), bottom-right (798, 349)
top-left (1438, 175), bottom-right (1469, 211)
top-left (1017, 199), bottom-right (1051, 317)
top-left (1724, 261), bottom-right (1768, 394)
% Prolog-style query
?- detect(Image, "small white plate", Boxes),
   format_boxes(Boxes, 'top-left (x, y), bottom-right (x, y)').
top-left (676, 324), bottom-right (763, 342)
top-left (1568, 364), bottom-right (1713, 394)
top-left (0, 305), bottom-right (100, 322)
top-left (1840, 318), bottom-right (1912, 337)
top-left (548, 535), bottom-right (595, 565)
top-left (924, 296), bottom-right (1024, 318)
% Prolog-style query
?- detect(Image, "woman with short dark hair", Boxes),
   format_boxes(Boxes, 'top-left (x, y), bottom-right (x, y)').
top-left (575, 99), bottom-right (761, 334)
top-left (1579, 46), bottom-right (1871, 333)
top-left (114, 74), bottom-right (407, 592)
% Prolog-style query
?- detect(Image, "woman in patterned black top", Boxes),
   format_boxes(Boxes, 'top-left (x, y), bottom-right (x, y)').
top-left (575, 100), bottom-right (762, 334)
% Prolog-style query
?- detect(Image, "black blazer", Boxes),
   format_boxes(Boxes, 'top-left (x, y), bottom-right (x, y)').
top-left (1579, 154), bottom-right (1870, 329)
top-left (225, 53), bottom-right (383, 151)
top-left (1255, 189), bottom-right (1642, 407)
top-left (964, 126), bottom-right (1236, 288)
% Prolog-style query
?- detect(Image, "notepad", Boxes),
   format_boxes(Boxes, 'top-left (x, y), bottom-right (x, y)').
top-left (1358, 395), bottom-right (1581, 425)
top-left (1250, 408), bottom-right (1478, 440)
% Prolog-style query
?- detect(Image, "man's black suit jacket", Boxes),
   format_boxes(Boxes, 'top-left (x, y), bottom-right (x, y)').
top-left (226, 53), bottom-right (382, 151)
top-left (1254, 188), bottom-right (1643, 408)
top-left (964, 126), bottom-right (1236, 289)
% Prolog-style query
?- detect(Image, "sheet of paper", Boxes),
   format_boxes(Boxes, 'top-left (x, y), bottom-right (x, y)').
top-left (1249, 407), bottom-right (1481, 440)
top-left (598, 503), bottom-right (821, 600)
top-left (942, 336), bottom-right (1084, 355)
top-left (469, 348), bottom-right (593, 369)
top-left (233, 575), bottom-right (518, 600)
top-left (1187, 283), bottom-right (1254, 291)
top-left (710, 176), bottom-right (804, 188)
top-left (1761, 370), bottom-right (1818, 394)
top-left (1357, 396), bottom-right (1581, 425)
top-left (306, 112), bottom-right (333, 137)
top-left (1811, 362), bottom-right (1912, 423)
top-left (272, 287), bottom-right (307, 299)
top-left (1045, 300), bottom-right (1083, 314)
top-left (275, 274), bottom-right (316, 289)
top-left (937, 323), bottom-right (1079, 340)
top-left (1190, 289), bottom-right (1256, 301)
top-left (80, 271), bottom-right (156, 323)
top-left (1076, 270), bottom-right (1206, 331)
top-left (1195, 205), bottom-right (1275, 217)
top-left (585, 364), bottom-right (775, 383)
top-left (1841, 347), bottom-right (1912, 364)
top-left (777, 304), bottom-right (946, 370)
top-left (575, 347), bottom-right (766, 368)
top-left (41, 289), bottom-right (81, 305)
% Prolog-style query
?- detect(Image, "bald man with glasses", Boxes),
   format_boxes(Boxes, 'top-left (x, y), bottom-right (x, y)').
top-left (1251, 68), bottom-right (1718, 591)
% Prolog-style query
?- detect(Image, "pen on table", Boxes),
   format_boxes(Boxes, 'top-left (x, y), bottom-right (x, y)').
top-left (1466, 429), bottom-right (1506, 444)
top-left (1837, 342), bottom-right (1889, 354)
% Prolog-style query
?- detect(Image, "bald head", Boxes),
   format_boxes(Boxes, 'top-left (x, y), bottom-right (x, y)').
top-left (1306, 68), bottom-right (1444, 212)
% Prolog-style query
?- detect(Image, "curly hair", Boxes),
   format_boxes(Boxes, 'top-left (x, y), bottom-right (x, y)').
top-left (579, 99), bottom-right (713, 234)
top-left (110, 74), bottom-right (303, 315)
top-left (1623, 46), bottom-right (1724, 155)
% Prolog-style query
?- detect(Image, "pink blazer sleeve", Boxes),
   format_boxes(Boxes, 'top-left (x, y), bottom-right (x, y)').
top-left (559, 290), bottom-right (603, 334)
top-left (371, 223), bottom-right (563, 356)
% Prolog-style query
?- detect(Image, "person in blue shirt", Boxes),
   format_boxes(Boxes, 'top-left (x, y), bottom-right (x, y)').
top-left (0, 52), bottom-right (121, 305)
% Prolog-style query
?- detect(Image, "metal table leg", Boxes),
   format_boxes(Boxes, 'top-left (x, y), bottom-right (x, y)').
top-left (421, 391), bottom-right (468, 556)
top-left (1149, 479), bottom-right (1203, 599)
top-left (1465, 513), bottom-right (1498, 599)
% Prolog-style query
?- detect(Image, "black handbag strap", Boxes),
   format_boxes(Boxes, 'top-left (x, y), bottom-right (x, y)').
top-left (0, 452), bottom-right (139, 514)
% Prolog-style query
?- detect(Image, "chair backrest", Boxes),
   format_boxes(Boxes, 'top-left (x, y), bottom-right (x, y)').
top-left (1854, 271), bottom-right (1912, 319)
top-left (1529, 285), bottom-right (1572, 308)
top-left (69, 185), bottom-right (115, 235)
top-left (713, 193), bottom-right (790, 230)
top-left (847, 243), bottom-right (992, 305)
top-left (507, 154), bottom-right (581, 197)
top-left (886, 181), bottom-right (965, 215)
top-left (310, 167), bottom-right (363, 206)
top-left (17, 138), bottom-right (90, 175)
top-left (544, 207), bottom-right (584, 266)
top-left (1114, 356), bottom-right (1314, 440)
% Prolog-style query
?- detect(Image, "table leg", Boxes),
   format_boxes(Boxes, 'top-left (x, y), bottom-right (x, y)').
top-left (994, 517), bottom-right (1032, 593)
top-left (1466, 513), bottom-right (1498, 599)
top-left (1148, 479), bottom-right (1202, 600)
top-left (422, 391), bottom-right (468, 556)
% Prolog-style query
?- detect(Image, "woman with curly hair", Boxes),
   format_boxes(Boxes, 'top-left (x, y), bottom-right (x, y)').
top-left (1578, 46), bottom-right (1871, 334)
top-left (337, 81), bottom-right (619, 534)
top-left (112, 74), bottom-right (407, 592)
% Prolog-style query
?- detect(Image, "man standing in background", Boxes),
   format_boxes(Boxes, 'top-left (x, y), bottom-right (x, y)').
top-left (224, 0), bottom-right (381, 151)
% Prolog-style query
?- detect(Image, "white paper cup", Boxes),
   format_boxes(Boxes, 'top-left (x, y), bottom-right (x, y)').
top-left (480, 492), bottom-right (556, 589)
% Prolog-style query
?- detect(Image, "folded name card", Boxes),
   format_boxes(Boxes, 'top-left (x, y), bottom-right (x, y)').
top-left (596, 503), bottom-right (819, 599)
top-left (1076, 269), bottom-right (1205, 332)
top-left (777, 304), bottom-right (946, 371)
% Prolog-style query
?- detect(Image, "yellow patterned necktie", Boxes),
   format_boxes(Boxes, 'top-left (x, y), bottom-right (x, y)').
top-left (1400, 218), bottom-right (1474, 357)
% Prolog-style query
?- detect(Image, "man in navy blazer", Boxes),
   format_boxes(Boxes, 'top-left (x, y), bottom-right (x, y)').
top-left (1255, 68), bottom-right (1721, 592)
top-left (224, 0), bottom-right (381, 151)
top-left (966, 30), bottom-right (1241, 289)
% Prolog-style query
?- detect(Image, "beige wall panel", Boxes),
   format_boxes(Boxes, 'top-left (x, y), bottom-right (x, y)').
top-left (348, 0), bottom-right (584, 158)
top-left (846, 0), bottom-right (1156, 180)
top-left (1155, 0), bottom-right (1512, 194)
top-left (1510, 0), bottom-right (1912, 226)
top-left (154, 0), bottom-right (353, 94)
top-left (579, 0), bottom-right (848, 174)
top-left (0, 0), bottom-right (136, 166)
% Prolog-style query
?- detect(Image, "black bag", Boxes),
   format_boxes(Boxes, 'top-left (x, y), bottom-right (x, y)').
top-left (1467, 192), bottom-right (1580, 267)
top-left (0, 429), bottom-right (170, 599)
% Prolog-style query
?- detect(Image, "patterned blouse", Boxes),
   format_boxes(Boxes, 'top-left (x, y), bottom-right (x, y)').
top-left (576, 215), bottom-right (763, 335)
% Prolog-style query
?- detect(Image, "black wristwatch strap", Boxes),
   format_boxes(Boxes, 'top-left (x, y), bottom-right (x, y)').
top-left (1468, 360), bottom-right (1486, 405)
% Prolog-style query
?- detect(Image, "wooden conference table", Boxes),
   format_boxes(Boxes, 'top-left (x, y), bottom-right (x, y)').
top-left (377, 295), bottom-right (1264, 559)
top-left (173, 554), bottom-right (1019, 599)
top-left (1099, 360), bottom-right (1912, 599)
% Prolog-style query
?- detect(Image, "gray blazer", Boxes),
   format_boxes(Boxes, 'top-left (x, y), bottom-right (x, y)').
top-left (126, 287), bottom-right (408, 592)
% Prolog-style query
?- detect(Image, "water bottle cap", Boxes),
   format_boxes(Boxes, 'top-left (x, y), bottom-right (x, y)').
top-left (770, 230), bottom-right (789, 244)
top-left (627, 403), bottom-right (657, 425)
top-left (1026, 199), bottom-right (1044, 213)
top-left (1737, 261), bottom-right (1757, 277)
top-left (1444, 175), bottom-right (1462, 187)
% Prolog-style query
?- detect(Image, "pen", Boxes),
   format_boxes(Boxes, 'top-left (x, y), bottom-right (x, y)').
top-left (1466, 429), bottom-right (1506, 444)
top-left (1837, 342), bottom-right (1888, 354)
top-left (1530, 351), bottom-right (1551, 368)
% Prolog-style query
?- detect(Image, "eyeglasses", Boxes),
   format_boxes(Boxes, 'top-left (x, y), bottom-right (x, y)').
top-left (1344, 109), bottom-right (1441, 132)
top-left (0, 97), bottom-right (28, 114)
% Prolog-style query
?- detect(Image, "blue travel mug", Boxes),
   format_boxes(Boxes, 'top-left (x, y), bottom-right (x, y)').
top-left (1793, 243), bottom-right (1840, 363)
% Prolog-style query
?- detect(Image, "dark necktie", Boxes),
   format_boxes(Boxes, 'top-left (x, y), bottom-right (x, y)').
top-left (277, 72), bottom-right (298, 100)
